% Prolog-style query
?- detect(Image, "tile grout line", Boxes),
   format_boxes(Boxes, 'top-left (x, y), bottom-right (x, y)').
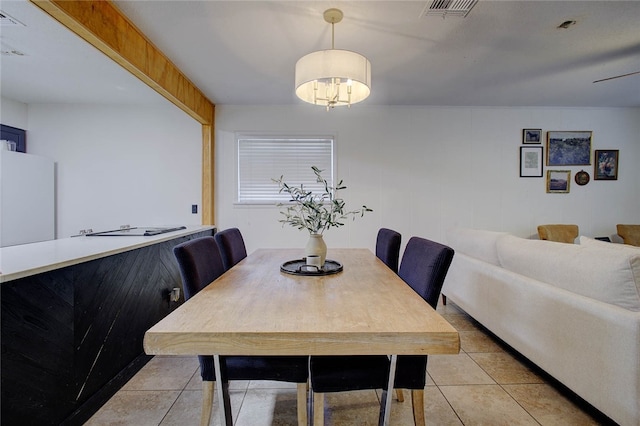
top-left (432, 381), bottom-right (466, 425)
top-left (156, 391), bottom-right (183, 426)
top-left (461, 336), bottom-right (544, 426)
top-left (437, 308), bottom-right (543, 426)
top-left (156, 363), bottom-right (200, 426)
top-left (232, 381), bottom-right (250, 426)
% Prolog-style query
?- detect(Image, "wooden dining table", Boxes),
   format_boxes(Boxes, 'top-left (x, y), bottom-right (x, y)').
top-left (144, 248), bottom-right (460, 425)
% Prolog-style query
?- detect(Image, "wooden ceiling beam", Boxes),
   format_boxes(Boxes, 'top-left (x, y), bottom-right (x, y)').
top-left (30, 0), bottom-right (214, 125)
top-left (30, 0), bottom-right (216, 225)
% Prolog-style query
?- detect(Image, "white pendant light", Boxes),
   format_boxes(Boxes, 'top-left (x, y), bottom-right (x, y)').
top-left (295, 9), bottom-right (371, 110)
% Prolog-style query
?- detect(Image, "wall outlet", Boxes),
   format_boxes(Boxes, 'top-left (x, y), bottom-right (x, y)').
top-left (191, 204), bottom-right (198, 214)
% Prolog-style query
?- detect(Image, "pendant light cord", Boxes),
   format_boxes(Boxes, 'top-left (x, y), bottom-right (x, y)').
top-left (331, 21), bottom-right (335, 49)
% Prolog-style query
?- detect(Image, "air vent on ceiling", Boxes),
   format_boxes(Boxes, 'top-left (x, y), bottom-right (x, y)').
top-left (421, 0), bottom-right (479, 18)
top-left (0, 10), bottom-right (26, 26)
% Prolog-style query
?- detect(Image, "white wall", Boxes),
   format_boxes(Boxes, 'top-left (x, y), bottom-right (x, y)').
top-left (4, 100), bottom-right (638, 248)
top-left (24, 102), bottom-right (202, 238)
top-left (0, 97), bottom-right (28, 129)
top-left (215, 105), bottom-right (640, 254)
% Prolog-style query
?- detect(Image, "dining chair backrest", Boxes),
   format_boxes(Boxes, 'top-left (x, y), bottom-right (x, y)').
top-left (214, 228), bottom-right (248, 271)
top-left (398, 236), bottom-right (455, 309)
top-left (173, 236), bottom-right (309, 426)
top-left (173, 236), bottom-right (225, 300)
top-left (310, 238), bottom-right (456, 426)
top-left (537, 224), bottom-right (579, 243)
top-left (375, 228), bottom-right (402, 273)
top-left (617, 224), bottom-right (640, 246)
top-left (393, 236), bottom-right (455, 393)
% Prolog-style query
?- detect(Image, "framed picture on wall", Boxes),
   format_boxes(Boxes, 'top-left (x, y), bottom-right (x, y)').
top-left (0, 124), bottom-right (26, 153)
top-left (594, 149), bottom-right (619, 180)
top-left (546, 131), bottom-right (592, 166)
top-left (546, 170), bottom-right (571, 193)
top-left (520, 146), bottom-right (543, 177)
top-left (522, 129), bottom-right (542, 144)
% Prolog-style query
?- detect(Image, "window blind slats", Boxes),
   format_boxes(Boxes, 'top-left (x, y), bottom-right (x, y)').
top-left (238, 137), bottom-right (334, 203)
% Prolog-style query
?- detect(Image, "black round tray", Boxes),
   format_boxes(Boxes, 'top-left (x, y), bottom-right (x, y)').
top-left (280, 259), bottom-right (343, 276)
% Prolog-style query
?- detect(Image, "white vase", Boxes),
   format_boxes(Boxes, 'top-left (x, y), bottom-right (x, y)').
top-left (305, 234), bottom-right (327, 266)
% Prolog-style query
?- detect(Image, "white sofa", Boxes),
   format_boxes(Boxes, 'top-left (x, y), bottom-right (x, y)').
top-left (442, 228), bottom-right (640, 426)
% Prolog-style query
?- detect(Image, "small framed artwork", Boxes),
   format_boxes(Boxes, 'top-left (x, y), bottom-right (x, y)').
top-left (546, 170), bottom-right (571, 193)
top-left (546, 131), bottom-right (592, 166)
top-left (523, 129), bottom-right (542, 144)
top-left (574, 170), bottom-right (590, 186)
top-left (594, 149), bottom-right (619, 180)
top-left (520, 146), bottom-right (543, 177)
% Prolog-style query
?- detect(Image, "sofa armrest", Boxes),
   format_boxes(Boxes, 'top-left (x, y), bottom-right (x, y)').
top-left (443, 253), bottom-right (640, 426)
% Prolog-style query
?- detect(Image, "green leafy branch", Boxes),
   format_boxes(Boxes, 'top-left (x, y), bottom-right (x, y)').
top-left (273, 166), bottom-right (372, 235)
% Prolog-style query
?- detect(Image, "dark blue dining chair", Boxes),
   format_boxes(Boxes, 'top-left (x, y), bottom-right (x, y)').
top-left (173, 236), bottom-right (309, 426)
top-left (376, 228), bottom-right (402, 273)
top-left (309, 236), bottom-right (454, 426)
top-left (214, 227), bottom-right (248, 271)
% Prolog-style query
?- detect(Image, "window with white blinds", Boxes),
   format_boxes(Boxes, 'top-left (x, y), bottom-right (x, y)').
top-left (237, 136), bottom-right (334, 204)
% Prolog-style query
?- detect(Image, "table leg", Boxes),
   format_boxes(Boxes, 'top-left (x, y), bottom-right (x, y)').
top-left (213, 355), bottom-right (232, 426)
top-left (308, 386), bottom-right (314, 426)
top-left (378, 354), bottom-right (397, 426)
top-left (308, 358), bottom-right (314, 426)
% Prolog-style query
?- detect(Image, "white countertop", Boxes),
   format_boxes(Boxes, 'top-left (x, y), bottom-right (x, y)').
top-left (0, 225), bottom-right (215, 283)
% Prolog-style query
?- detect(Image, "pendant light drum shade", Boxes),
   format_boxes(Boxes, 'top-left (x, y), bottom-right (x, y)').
top-left (295, 49), bottom-right (371, 107)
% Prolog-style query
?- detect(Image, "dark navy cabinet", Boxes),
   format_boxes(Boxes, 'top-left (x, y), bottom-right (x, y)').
top-left (1, 229), bottom-right (213, 425)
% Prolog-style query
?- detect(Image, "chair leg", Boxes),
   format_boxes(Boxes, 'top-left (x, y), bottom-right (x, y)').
top-left (411, 389), bottom-right (425, 426)
top-left (396, 388), bottom-right (405, 402)
top-left (201, 381), bottom-right (214, 426)
top-left (442, 294), bottom-right (447, 305)
top-left (297, 382), bottom-right (308, 426)
top-left (313, 392), bottom-right (325, 426)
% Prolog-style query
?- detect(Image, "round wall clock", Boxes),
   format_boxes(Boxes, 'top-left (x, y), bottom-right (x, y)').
top-left (575, 170), bottom-right (590, 186)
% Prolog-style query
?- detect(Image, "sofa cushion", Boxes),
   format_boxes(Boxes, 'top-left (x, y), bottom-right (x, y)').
top-left (446, 228), bottom-right (507, 266)
top-left (579, 235), bottom-right (640, 253)
top-left (497, 235), bottom-right (640, 311)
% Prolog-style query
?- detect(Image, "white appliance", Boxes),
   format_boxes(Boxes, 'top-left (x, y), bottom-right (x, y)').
top-left (0, 150), bottom-right (55, 247)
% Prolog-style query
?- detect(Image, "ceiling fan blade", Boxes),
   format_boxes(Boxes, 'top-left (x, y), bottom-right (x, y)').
top-left (593, 70), bottom-right (640, 83)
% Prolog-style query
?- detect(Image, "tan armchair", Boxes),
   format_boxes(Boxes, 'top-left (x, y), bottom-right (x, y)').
top-left (537, 224), bottom-right (579, 243)
top-left (617, 224), bottom-right (640, 246)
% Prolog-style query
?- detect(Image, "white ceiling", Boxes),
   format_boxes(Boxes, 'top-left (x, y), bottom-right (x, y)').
top-left (1, 0), bottom-right (639, 108)
top-left (1, 0), bottom-right (165, 104)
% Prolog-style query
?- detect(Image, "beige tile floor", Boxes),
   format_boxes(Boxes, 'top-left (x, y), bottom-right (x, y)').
top-left (86, 301), bottom-right (612, 425)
